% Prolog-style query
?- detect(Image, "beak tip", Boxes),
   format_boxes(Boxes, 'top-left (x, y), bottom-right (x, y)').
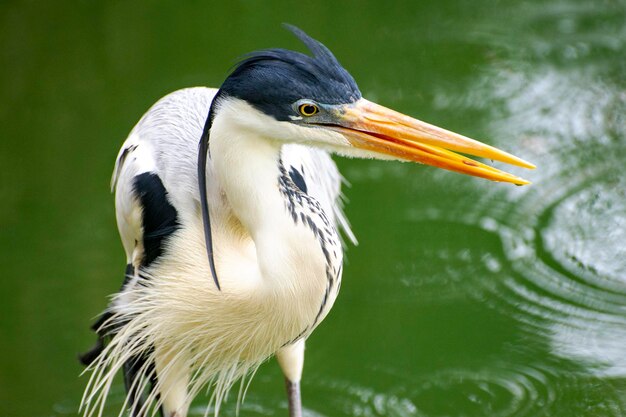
top-left (506, 155), bottom-right (536, 170)
top-left (513, 177), bottom-right (531, 186)
top-left (519, 161), bottom-right (537, 170)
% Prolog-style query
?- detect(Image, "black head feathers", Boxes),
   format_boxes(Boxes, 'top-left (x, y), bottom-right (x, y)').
top-left (218, 24), bottom-right (362, 121)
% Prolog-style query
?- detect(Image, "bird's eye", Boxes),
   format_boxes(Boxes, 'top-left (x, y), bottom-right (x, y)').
top-left (298, 103), bottom-right (319, 117)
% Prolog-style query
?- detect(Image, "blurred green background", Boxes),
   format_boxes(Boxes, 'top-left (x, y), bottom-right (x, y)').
top-left (2, 1), bottom-right (626, 416)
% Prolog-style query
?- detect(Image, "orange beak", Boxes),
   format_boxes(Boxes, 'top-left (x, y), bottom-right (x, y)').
top-left (326, 99), bottom-right (535, 185)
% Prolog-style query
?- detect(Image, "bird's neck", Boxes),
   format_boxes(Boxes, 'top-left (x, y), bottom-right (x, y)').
top-left (211, 120), bottom-right (285, 237)
top-left (209, 100), bottom-right (339, 308)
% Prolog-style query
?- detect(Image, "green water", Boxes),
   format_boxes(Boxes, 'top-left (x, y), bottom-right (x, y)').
top-left (2, 1), bottom-right (625, 416)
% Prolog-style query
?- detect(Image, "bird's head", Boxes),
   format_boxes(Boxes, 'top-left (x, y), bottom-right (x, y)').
top-left (207, 24), bottom-right (535, 185)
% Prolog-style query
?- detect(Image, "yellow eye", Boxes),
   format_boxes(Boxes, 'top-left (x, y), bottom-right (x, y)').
top-left (298, 103), bottom-right (319, 117)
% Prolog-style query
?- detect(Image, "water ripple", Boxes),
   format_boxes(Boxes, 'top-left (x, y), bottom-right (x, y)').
top-left (408, 366), bottom-right (556, 417)
top-left (297, 366), bottom-right (626, 417)
top-left (422, 0), bottom-right (626, 384)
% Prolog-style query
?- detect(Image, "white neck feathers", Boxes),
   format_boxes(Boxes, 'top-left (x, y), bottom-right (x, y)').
top-left (208, 98), bottom-right (333, 307)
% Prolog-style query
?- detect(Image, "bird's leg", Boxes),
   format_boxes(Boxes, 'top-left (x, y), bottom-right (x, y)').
top-left (154, 345), bottom-right (190, 417)
top-left (276, 339), bottom-right (305, 417)
top-left (284, 378), bottom-right (302, 417)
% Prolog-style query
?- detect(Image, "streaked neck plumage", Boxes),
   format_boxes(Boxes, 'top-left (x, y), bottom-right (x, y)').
top-left (209, 97), bottom-right (343, 335)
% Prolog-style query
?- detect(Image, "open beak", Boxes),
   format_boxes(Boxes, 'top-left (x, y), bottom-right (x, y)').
top-left (325, 98), bottom-right (535, 185)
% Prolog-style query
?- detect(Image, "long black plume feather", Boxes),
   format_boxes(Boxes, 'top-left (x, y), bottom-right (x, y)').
top-left (198, 92), bottom-right (222, 291)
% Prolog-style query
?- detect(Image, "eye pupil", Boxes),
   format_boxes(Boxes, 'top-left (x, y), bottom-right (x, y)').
top-left (299, 103), bottom-right (319, 116)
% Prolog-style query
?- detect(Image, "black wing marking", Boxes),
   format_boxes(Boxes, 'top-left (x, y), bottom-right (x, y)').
top-left (132, 172), bottom-right (180, 266)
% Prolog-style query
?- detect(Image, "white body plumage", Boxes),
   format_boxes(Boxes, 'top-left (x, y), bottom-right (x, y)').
top-left (82, 87), bottom-right (354, 417)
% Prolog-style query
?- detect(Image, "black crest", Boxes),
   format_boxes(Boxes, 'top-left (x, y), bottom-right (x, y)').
top-left (218, 24), bottom-right (362, 120)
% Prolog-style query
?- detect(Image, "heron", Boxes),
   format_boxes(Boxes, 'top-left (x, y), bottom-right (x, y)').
top-left (79, 24), bottom-right (534, 417)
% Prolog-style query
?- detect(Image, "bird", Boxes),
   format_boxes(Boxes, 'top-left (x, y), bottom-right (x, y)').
top-left (79, 24), bottom-right (534, 417)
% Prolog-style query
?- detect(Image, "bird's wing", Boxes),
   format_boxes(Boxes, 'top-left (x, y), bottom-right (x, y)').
top-left (111, 87), bottom-right (218, 267)
top-left (80, 88), bottom-right (218, 406)
top-left (281, 144), bottom-right (357, 246)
